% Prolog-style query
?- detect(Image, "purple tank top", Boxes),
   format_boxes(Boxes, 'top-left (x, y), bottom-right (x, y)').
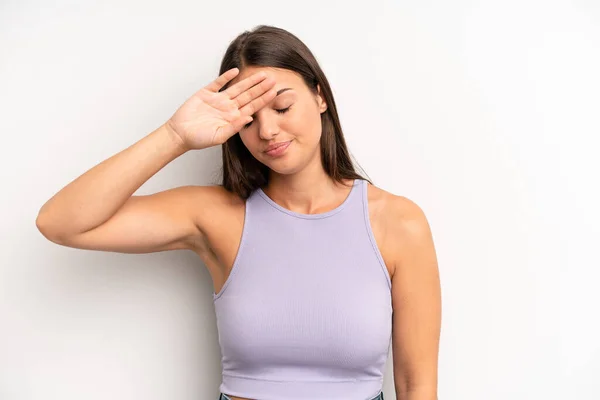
top-left (213, 179), bottom-right (392, 400)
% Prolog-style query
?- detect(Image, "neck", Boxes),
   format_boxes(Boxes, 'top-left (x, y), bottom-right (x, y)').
top-left (264, 160), bottom-right (352, 215)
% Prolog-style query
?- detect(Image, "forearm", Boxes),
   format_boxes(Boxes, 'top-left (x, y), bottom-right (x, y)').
top-left (36, 123), bottom-right (187, 238)
top-left (396, 387), bottom-right (438, 400)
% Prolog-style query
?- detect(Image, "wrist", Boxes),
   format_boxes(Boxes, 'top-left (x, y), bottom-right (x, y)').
top-left (161, 120), bottom-right (190, 154)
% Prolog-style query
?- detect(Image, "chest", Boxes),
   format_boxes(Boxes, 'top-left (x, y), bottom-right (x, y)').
top-left (201, 200), bottom-right (396, 287)
top-left (213, 202), bottom-right (393, 349)
top-left (213, 238), bottom-right (393, 373)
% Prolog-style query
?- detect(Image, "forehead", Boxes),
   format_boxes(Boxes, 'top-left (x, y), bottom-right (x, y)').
top-left (230, 66), bottom-right (304, 89)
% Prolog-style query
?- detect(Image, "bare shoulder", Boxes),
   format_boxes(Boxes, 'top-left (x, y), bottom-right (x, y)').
top-left (185, 184), bottom-right (245, 208)
top-left (365, 182), bottom-right (434, 278)
top-left (145, 183), bottom-right (246, 258)
top-left (179, 184), bottom-right (245, 229)
top-left (151, 184), bottom-right (243, 224)
top-left (366, 182), bottom-right (430, 228)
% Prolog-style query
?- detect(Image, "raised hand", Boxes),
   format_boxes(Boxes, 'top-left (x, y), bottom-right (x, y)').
top-left (166, 68), bottom-right (277, 150)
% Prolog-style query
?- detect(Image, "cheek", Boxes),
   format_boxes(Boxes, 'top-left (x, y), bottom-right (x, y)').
top-left (304, 111), bottom-right (324, 143)
top-left (239, 132), bottom-right (258, 154)
top-left (286, 109), bottom-right (323, 142)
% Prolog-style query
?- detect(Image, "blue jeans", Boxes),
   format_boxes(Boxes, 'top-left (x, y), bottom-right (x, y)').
top-left (218, 391), bottom-right (384, 399)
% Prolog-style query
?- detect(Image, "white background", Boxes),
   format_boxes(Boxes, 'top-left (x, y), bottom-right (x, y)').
top-left (1, 1), bottom-right (599, 399)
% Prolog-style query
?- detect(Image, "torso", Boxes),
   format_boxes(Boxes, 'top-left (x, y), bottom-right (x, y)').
top-left (189, 181), bottom-right (399, 400)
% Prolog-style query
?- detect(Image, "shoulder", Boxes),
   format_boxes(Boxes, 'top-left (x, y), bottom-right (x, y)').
top-left (166, 184), bottom-right (245, 230)
top-left (366, 182), bottom-right (434, 270)
top-left (366, 182), bottom-right (429, 229)
top-left (176, 184), bottom-right (245, 206)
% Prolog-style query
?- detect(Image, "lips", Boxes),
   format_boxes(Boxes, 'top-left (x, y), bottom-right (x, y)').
top-left (264, 141), bottom-right (291, 153)
top-left (263, 140), bottom-right (292, 157)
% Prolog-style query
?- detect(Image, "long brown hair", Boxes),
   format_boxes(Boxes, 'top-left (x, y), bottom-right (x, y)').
top-left (218, 25), bottom-right (370, 199)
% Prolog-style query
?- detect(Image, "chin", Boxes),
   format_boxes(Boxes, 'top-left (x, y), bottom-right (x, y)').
top-left (268, 164), bottom-right (302, 176)
top-left (261, 158), bottom-right (301, 175)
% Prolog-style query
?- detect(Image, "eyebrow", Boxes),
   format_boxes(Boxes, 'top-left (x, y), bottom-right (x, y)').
top-left (276, 87), bottom-right (293, 96)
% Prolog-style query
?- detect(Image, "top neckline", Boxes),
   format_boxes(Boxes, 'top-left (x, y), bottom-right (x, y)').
top-left (256, 179), bottom-right (361, 220)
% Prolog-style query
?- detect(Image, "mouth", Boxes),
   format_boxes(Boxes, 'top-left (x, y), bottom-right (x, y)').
top-left (264, 140), bottom-right (292, 157)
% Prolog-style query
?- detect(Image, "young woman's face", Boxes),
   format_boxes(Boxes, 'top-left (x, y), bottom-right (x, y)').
top-left (231, 66), bottom-right (327, 175)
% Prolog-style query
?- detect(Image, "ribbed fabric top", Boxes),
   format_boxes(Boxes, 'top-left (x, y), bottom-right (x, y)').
top-left (213, 179), bottom-right (393, 400)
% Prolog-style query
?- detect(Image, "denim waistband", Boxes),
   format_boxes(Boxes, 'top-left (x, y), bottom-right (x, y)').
top-left (218, 391), bottom-right (384, 400)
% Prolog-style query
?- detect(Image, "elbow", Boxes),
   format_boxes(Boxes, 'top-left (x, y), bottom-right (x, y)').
top-left (35, 211), bottom-right (66, 244)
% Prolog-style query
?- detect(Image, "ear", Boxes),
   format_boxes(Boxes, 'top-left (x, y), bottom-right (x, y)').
top-left (315, 84), bottom-right (328, 113)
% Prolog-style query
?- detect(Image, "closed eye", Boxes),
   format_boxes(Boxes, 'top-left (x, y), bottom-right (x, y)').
top-left (242, 107), bottom-right (291, 130)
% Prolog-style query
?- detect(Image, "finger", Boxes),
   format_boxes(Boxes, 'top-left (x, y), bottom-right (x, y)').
top-left (224, 71), bottom-right (270, 99)
top-left (239, 88), bottom-right (278, 116)
top-left (218, 115), bottom-right (254, 140)
top-left (234, 77), bottom-right (276, 109)
top-left (205, 68), bottom-right (240, 93)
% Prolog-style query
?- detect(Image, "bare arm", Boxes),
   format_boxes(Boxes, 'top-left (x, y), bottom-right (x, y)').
top-left (35, 68), bottom-right (276, 253)
top-left (35, 124), bottom-right (202, 252)
top-left (389, 197), bottom-right (441, 400)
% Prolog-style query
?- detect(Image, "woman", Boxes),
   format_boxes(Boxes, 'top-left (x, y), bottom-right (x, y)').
top-left (36, 25), bottom-right (441, 400)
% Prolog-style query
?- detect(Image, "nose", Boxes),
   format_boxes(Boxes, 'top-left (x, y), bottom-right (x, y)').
top-left (257, 113), bottom-right (280, 141)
